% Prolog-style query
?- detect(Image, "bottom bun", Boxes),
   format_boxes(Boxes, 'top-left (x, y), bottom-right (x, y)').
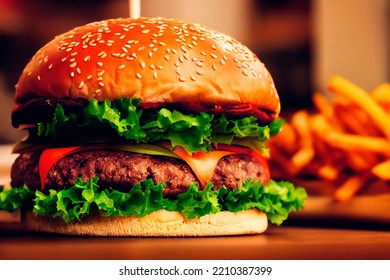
top-left (22, 209), bottom-right (268, 237)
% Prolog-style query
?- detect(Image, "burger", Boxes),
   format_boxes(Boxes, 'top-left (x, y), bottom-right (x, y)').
top-left (0, 17), bottom-right (306, 236)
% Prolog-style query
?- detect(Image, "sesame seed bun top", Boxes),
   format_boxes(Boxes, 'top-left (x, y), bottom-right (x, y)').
top-left (15, 17), bottom-right (280, 119)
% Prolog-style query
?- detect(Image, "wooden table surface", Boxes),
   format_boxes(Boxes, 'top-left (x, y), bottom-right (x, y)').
top-left (1, 223), bottom-right (389, 260)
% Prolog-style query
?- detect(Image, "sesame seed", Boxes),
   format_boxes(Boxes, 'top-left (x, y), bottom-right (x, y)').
top-left (153, 72), bottom-right (158, 80)
top-left (126, 56), bottom-right (134, 61)
top-left (166, 49), bottom-right (171, 54)
top-left (171, 49), bottom-right (178, 54)
top-left (200, 51), bottom-right (207, 56)
top-left (61, 57), bottom-right (67, 62)
top-left (212, 45), bottom-right (217, 50)
top-left (181, 46), bottom-right (188, 53)
top-left (176, 68), bottom-right (182, 75)
top-left (196, 61), bottom-right (203, 67)
top-left (196, 70), bottom-right (204, 75)
top-left (76, 68), bottom-right (81, 75)
top-left (179, 56), bottom-right (184, 63)
top-left (119, 35), bottom-right (126, 39)
top-left (95, 89), bottom-right (102, 94)
top-left (48, 64), bottom-right (53, 70)
top-left (70, 62), bottom-right (77, 68)
top-left (37, 75), bottom-right (41, 80)
top-left (78, 81), bottom-right (85, 89)
top-left (149, 44), bottom-right (155, 48)
top-left (66, 48), bottom-right (72, 52)
top-left (212, 63), bottom-right (217, 70)
top-left (220, 59), bottom-right (226, 65)
top-left (99, 82), bottom-right (105, 87)
top-left (118, 64), bottom-right (126, 70)
top-left (131, 53), bottom-right (137, 58)
top-left (70, 58), bottom-right (76, 62)
top-left (192, 57), bottom-right (199, 62)
top-left (136, 73), bottom-right (142, 79)
top-left (71, 52), bottom-right (78, 56)
top-left (70, 72), bottom-right (75, 77)
top-left (242, 69), bottom-right (249, 76)
top-left (241, 62), bottom-right (249, 69)
top-left (87, 75), bottom-right (92, 80)
top-left (159, 42), bottom-right (166, 46)
top-left (27, 72), bottom-right (32, 77)
top-left (148, 52), bottom-right (153, 58)
top-left (211, 53), bottom-right (218, 59)
top-left (97, 62), bottom-right (103, 67)
top-left (139, 61), bottom-right (146, 68)
top-left (141, 29), bottom-right (150, 34)
top-left (138, 46), bottom-right (145, 51)
top-left (98, 70), bottom-right (105, 77)
top-left (183, 54), bottom-right (189, 60)
top-left (82, 45), bottom-right (88, 49)
top-left (98, 51), bottom-right (106, 57)
top-left (164, 55), bottom-right (169, 61)
top-left (179, 76), bottom-right (185, 82)
top-left (190, 75), bottom-right (196, 81)
top-left (122, 47), bottom-right (128, 53)
top-left (174, 61), bottom-right (180, 67)
top-left (112, 53), bottom-right (121, 57)
top-left (84, 56), bottom-right (90, 62)
top-left (157, 65), bottom-right (164, 70)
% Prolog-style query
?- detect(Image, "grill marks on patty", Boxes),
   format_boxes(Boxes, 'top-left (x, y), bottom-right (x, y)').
top-left (11, 150), bottom-right (266, 196)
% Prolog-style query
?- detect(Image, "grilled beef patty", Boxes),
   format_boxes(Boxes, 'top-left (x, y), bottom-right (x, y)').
top-left (11, 150), bottom-right (267, 196)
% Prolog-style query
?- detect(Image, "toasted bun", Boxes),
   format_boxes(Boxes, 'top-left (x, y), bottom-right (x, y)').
top-left (15, 17), bottom-right (280, 117)
top-left (22, 209), bottom-right (268, 236)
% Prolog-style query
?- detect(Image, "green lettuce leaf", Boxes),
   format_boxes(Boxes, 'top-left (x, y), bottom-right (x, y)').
top-left (0, 185), bottom-right (34, 211)
top-left (0, 178), bottom-right (307, 225)
top-left (37, 98), bottom-right (283, 154)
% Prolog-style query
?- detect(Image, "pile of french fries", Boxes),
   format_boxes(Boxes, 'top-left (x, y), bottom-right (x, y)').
top-left (269, 75), bottom-right (390, 202)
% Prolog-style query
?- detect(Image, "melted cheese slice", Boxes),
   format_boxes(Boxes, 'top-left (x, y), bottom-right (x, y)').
top-left (173, 146), bottom-right (235, 187)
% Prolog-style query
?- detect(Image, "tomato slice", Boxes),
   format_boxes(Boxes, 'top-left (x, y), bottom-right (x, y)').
top-left (39, 146), bottom-right (81, 190)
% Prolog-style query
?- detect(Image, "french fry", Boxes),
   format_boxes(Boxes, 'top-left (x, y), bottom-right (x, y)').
top-left (269, 76), bottom-right (390, 202)
top-left (312, 92), bottom-right (333, 120)
top-left (317, 164), bottom-right (341, 181)
top-left (371, 159), bottom-right (390, 180)
top-left (290, 110), bottom-right (315, 170)
top-left (323, 132), bottom-right (390, 156)
top-left (333, 174), bottom-right (370, 202)
top-left (371, 83), bottom-right (390, 105)
top-left (333, 101), bottom-right (380, 136)
top-left (272, 122), bottom-right (297, 154)
top-left (328, 75), bottom-right (390, 140)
